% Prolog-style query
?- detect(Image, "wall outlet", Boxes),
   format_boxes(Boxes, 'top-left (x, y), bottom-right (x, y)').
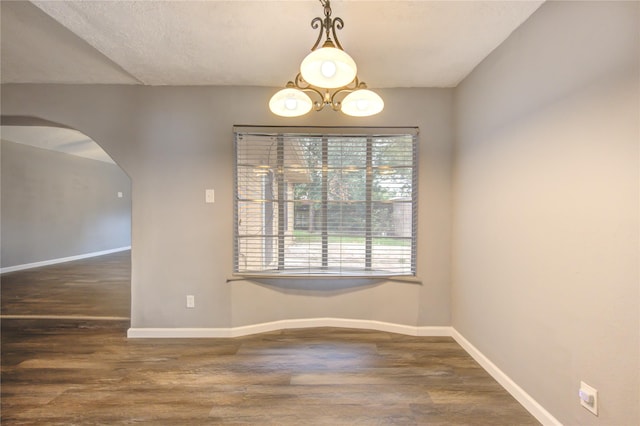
top-left (186, 295), bottom-right (195, 308)
top-left (579, 381), bottom-right (598, 416)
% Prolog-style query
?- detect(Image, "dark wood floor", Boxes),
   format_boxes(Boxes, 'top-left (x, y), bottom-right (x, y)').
top-left (1, 252), bottom-right (539, 425)
top-left (1, 250), bottom-right (131, 319)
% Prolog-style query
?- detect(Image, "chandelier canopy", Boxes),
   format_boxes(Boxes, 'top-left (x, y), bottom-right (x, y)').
top-left (269, 0), bottom-right (384, 117)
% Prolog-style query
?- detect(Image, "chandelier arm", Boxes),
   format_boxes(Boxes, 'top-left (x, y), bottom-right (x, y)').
top-left (331, 17), bottom-right (345, 50)
top-left (300, 87), bottom-right (325, 103)
top-left (311, 0), bottom-right (346, 52)
top-left (301, 88), bottom-right (326, 111)
top-left (312, 98), bottom-right (327, 112)
top-left (293, 73), bottom-right (319, 92)
top-left (291, 73), bottom-right (326, 110)
top-left (328, 77), bottom-right (362, 109)
top-left (310, 17), bottom-right (325, 51)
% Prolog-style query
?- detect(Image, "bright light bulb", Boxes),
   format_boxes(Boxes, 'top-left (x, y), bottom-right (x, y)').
top-left (285, 98), bottom-right (297, 110)
top-left (321, 61), bottom-right (337, 78)
top-left (300, 47), bottom-right (357, 88)
top-left (356, 99), bottom-right (369, 111)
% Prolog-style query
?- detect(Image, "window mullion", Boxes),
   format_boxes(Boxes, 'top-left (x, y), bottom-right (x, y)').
top-left (277, 136), bottom-right (285, 270)
top-left (365, 137), bottom-right (373, 270)
top-left (321, 136), bottom-right (328, 269)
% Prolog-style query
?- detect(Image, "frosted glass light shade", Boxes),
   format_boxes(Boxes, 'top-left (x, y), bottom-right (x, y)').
top-left (341, 89), bottom-right (384, 117)
top-left (269, 88), bottom-right (313, 117)
top-left (300, 47), bottom-right (357, 89)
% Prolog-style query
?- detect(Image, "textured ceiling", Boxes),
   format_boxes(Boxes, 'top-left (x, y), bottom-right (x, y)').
top-left (1, 0), bottom-right (544, 88)
top-left (1, 126), bottom-right (115, 164)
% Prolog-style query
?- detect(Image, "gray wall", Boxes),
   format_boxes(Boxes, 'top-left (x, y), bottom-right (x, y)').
top-left (1, 139), bottom-right (132, 268)
top-left (0, 85), bottom-right (454, 329)
top-left (453, 2), bottom-right (639, 425)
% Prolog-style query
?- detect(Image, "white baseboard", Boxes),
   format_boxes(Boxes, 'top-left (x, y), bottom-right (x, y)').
top-left (0, 246), bottom-right (131, 274)
top-left (451, 329), bottom-right (562, 426)
top-left (127, 318), bottom-right (452, 338)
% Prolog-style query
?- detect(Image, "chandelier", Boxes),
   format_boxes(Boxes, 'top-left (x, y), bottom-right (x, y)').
top-left (269, 0), bottom-right (384, 117)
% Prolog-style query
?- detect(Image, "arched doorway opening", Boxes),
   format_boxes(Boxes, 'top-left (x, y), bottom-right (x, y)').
top-left (0, 117), bottom-right (132, 321)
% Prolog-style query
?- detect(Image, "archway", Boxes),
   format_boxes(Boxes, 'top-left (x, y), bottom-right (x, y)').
top-left (0, 117), bottom-right (132, 321)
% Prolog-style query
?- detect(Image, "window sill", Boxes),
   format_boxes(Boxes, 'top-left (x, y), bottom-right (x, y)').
top-left (227, 274), bottom-right (422, 285)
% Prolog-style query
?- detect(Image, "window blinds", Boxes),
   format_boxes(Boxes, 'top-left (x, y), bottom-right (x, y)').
top-left (234, 127), bottom-right (418, 277)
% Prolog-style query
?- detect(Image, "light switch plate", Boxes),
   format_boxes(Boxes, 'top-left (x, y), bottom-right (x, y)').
top-left (186, 295), bottom-right (195, 308)
top-left (205, 189), bottom-right (215, 203)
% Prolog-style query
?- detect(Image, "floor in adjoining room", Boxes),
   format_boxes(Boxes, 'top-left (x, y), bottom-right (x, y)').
top-left (1, 252), bottom-right (539, 425)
